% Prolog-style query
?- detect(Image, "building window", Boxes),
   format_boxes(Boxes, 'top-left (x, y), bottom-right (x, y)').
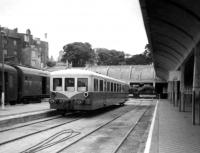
top-left (32, 51), bottom-right (36, 58)
top-left (13, 40), bottom-right (17, 47)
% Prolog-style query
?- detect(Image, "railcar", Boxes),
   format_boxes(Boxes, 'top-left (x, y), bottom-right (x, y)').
top-left (138, 84), bottom-right (157, 98)
top-left (49, 69), bottom-right (129, 112)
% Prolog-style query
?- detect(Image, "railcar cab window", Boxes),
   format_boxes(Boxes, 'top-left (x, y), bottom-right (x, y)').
top-left (94, 78), bottom-right (98, 91)
top-left (77, 78), bottom-right (88, 92)
top-left (53, 78), bottom-right (62, 91)
top-left (99, 80), bottom-right (104, 92)
top-left (65, 78), bottom-right (75, 91)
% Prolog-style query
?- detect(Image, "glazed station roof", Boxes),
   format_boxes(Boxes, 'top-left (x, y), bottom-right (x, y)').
top-left (47, 65), bottom-right (164, 83)
top-left (139, 0), bottom-right (200, 80)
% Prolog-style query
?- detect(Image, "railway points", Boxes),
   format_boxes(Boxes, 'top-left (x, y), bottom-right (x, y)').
top-left (0, 99), bottom-right (156, 153)
top-left (0, 98), bottom-right (199, 153)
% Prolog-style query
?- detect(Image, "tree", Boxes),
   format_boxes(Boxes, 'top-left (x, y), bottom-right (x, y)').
top-left (46, 60), bottom-right (56, 67)
top-left (125, 54), bottom-right (147, 65)
top-left (62, 42), bottom-right (95, 67)
top-left (96, 48), bottom-right (125, 65)
top-left (125, 44), bottom-right (153, 65)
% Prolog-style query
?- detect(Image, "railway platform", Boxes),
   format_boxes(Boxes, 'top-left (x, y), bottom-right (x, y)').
top-left (0, 99), bottom-right (57, 127)
top-left (148, 99), bottom-right (200, 153)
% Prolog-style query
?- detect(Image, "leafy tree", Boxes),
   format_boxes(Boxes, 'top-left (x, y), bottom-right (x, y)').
top-left (125, 44), bottom-right (153, 65)
top-left (125, 54), bottom-right (147, 65)
top-left (46, 60), bottom-right (56, 67)
top-left (96, 48), bottom-right (125, 65)
top-left (62, 42), bottom-right (95, 67)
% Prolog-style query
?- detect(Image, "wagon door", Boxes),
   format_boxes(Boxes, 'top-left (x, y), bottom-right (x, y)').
top-left (42, 77), bottom-right (47, 94)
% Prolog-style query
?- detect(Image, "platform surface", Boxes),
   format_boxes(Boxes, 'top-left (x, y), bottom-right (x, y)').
top-left (149, 99), bottom-right (200, 153)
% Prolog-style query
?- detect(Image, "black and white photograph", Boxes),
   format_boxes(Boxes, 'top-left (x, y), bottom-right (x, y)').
top-left (0, 0), bottom-right (200, 153)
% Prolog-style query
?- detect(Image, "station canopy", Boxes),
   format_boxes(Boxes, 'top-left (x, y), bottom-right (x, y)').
top-left (140, 0), bottom-right (200, 80)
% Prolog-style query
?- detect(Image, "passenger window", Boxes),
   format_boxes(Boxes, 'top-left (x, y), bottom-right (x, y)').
top-left (65, 78), bottom-right (75, 91)
top-left (119, 84), bottom-right (122, 92)
top-left (78, 78), bottom-right (88, 92)
top-left (114, 83), bottom-right (117, 92)
top-left (122, 85), bottom-right (125, 92)
top-left (104, 81), bottom-right (106, 91)
top-left (53, 78), bottom-right (62, 91)
top-left (117, 84), bottom-right (119, 92)
top-left (94, 78), bottom-right (99, 91)
top-left (111, 82), bottom-right (114, 92)
top-left (100, 80), bottom-right (103, 92)
top-left (107, 82), bottom-right (110, 92)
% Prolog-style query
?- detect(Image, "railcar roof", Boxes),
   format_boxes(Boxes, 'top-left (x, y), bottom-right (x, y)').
top-left (16, 65), bottom-right (50, 76)
top-left (51, 69), bottom-right (128, 84)
top-left (0, 63), bottom-right (17, 73)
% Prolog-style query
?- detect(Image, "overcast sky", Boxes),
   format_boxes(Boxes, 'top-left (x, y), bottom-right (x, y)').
top-left (0, 0), bottom-right (148, 60)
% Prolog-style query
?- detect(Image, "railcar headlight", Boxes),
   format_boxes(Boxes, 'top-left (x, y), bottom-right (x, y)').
top-left (76, 99), bottom-right (84, 105)
top-left (84, 92), bottom-right (89, 98)
top-left (51, 92), bottom-right (56, 98)
top-left (49, 99), bottom-right (55, 103)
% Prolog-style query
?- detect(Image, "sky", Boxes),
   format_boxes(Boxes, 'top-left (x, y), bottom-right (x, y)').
top-left (0, 0), bottom-right (148, 60)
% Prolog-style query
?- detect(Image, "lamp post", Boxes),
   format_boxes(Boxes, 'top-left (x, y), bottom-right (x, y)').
top-left (0, 26), bottom-right (6, 109)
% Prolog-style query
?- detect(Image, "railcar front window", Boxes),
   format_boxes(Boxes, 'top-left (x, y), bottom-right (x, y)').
top-left (53, 78), bottom-right (62, 91)
top-left (78, 78), bottom-right (88, 92)
top-left (65, 78), bottom-right (75, 91)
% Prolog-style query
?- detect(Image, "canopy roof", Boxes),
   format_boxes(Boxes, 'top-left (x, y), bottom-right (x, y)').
top-left (140, 0), bottom-right (200, 80)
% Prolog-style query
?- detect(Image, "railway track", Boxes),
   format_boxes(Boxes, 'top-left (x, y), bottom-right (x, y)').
top-left (112, 106), bottom-right (150, 153)
top-left (0, 101), bottom-right (155, 153)
top-left (57, 105), bottom-right (152, 153)
top-left (0, 112), bottom-right (83, 146)
top-left (0, 105), bottom-right (129, 147)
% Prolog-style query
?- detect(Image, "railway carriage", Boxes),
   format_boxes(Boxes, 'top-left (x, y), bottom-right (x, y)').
top-left (0, 63), bottom-right (18, 105)
top-left (49, 69), bottom-right (129, 111)
top-left (0, 64), bottom-right (50, 105)
top-left (14, 65), bottom-right (50, 103)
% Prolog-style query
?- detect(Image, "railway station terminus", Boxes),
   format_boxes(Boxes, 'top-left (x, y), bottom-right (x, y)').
top-left (0, 0), bottom-right (200, 126)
